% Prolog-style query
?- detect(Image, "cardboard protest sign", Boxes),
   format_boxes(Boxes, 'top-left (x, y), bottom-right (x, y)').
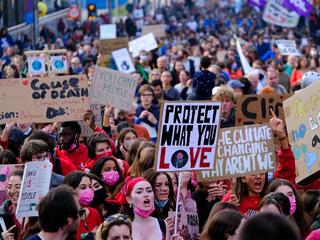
top-left (168, 211), bottom-right (199, 240)
top-left (156, 102), bottom-right (221, 172)
top-left (112, 48), bottom-right (136, 74)
top-left (90, 67), bottom-right (138, 111)
top-left (263, 1), bottom-right (300, 28)
top-left (236, 94), bottom-right (292, 126)
top-left (198, 124), bottom-right (276, 181)
top-left (283, 0), bottom-right (312, 16)
top-left (142, 24), bottom-right (166, 38)
top-left (283, 81), bottom-right (320, 184)
top-left (50, 55), bottom-right (69, 74)
top-left (276, 40), bottom-right (300, 56)
top-left (100, 24), bottom-right (116, 39)
top-left (99, 38), bottom-right (128, 55)
top-left (0, 75), bottom-right (89, 124)
top-left (16, 160), bottom-right (52, 218)
top-left (0, 164), bottom-right (24, 191)
top-left (27, 56), bottom-right (46, 75)
top-left (128, 33), bottom-right (158, 57)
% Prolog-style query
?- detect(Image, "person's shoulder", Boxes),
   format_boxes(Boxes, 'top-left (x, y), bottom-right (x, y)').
top-left (78, 144), bottom-right (88, 152)
top-left (25, 234), bottom-right (41, 240)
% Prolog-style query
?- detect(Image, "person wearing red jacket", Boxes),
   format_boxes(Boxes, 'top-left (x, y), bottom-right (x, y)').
top-left (56, 121), bottom-right (89, 171)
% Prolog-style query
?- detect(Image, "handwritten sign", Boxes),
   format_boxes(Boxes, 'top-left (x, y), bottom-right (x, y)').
top-left (276, 40), bottom-right (300, 56)
top-left (112, 48), bottom-right (136, 74)
top-left (0, 164), bottom-right (24, 191)
top-left (236, 94), bottom-right (292, 126)
top-left (156, 102), bottom-right (221, 172)
top-left (16, 160), bottom-right (52, 218)
top-left (128, 33), bottom-right (158, 57)
top-left (198, 124), bottom-right (276, 181)
top-left (90, 67), bottom-right (138, 111)
top-left (142, 24), bottom-right (166, 38)
top-left (50, 55), bottom-right (69, 74)
top-left (100, 24), bottom-right (116, 39)
top-left (283, 81), bottom-right (320, 184)
top-left (99, 38), bottom-right (128, 55)
top-left (0, 75), bottom-right (90, 124)
top-left (27, 56), bottom-right (46, 75)
top-left (263, 1), bottom-right (300, 28)
top-left (168, 211), bottom-right (199, 240)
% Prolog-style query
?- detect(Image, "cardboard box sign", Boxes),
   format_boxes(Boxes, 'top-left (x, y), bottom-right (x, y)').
top-left (168, 211), bottom-right (199, 240)
top-left (99, 38), bottom-right (128, 55)
top-left (0, 75), bottom-right (90, 124)
top-left (142, 24), bottom-right (166, 38)
top-left (156, 101), bottom-right (222, 172)
top-left (197, 123), bottom-right (277, 182)
top-left (283, 81), bottom-right (320, 185)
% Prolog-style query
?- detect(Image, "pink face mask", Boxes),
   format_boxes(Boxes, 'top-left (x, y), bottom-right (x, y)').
top-left (102, 170), bottom-right (120, 186)
top-left (79, 188), bottom-right (94, 206)
top-left (288, 195), bottom-right (296, 215)
top-left (134, 205), bottom-right (155, 218)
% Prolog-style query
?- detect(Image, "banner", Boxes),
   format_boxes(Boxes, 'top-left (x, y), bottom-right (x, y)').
top-left (156, 102), bottom-right (221, 172)
top-left (263, 1), bottom-right (300, 28)
top-left (100, 24), bottom-right (117, 39)
top-left (235, 36), bottom-right (253, 75)
top-left (248, 0), bottom-right (266, 8)
top-left (27, 56), bottom-right (46, 75)
top-left (99, 38), bottom-right (128, 55)
top-left (282, 0), bottom-right (313, 16)
top-left (90, 67), bottom-right (138, 110)
top-left (112, 48), bottom-right (136, 74)
top-left (198, 124), bottom-right (276, 181)
top-left (283, 81), bottom-right (320, 184)
top-left (16, 160), bottom-right (52, 218)
top-left (128, 33), bottom-right (158, 57)
top-left (276, 40), bottom-right (301, 56)
top-left (50, 55), bottom-right (69, 74)
top-left (0, 164), bottom-right (24, 191)
top-left (142, 24), bottom-right (166, 38)
top-left (0, 75), bottom-right (89, 124)
top-left (168, 211), bottom-right (199, 240)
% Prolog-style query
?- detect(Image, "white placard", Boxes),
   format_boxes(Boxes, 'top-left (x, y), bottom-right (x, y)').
top-left (27, 56), bottom-right (46, 75)
top-left (276, 40), bottom-right (301, 56)
top-left (133, 9), bottom-right (144, 19)
top-left (16, 160), bottom-right (52, 218)
top-left (100, 24), bottom-right (117, 39)
top-left (50, 55), bottom-right (69, 73)
top-left (112, 48), bottom-right (135, 74)
top-left (128, 33), bottom-right (158, 57)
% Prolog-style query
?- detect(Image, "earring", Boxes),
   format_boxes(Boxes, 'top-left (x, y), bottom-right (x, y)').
top-left (129, 203), bottom-right (132, 208)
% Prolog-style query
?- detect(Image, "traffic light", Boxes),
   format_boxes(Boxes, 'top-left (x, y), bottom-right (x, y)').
top-left (87, 3), bottom-right (97, 18)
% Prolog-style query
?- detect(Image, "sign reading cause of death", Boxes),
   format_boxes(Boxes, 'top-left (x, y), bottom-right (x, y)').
top-left (283, 80), bottom-right (320, 185)
top-left (156, 102), bottom-right (221, 172)
top-left (0, 75), bottom-right (89, 124)
top-left (90, 66), bottom-right (138, 111)
top-left (16, 160), bottom-right (52, 218)
top-left (198, 124), bottom-right (276, 181)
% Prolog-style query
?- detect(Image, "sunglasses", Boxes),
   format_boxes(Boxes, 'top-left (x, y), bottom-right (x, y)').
top-left (105, 214), bottom-right (129, 223)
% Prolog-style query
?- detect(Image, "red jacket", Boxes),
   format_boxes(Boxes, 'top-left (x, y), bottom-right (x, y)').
top-left (56, 144), bottom-right (89, 171)
top-left (77, 207), bottom-right (102, 240)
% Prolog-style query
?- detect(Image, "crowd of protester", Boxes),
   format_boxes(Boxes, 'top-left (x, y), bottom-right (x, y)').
top-left (1, 0), bottom-right (320, 239)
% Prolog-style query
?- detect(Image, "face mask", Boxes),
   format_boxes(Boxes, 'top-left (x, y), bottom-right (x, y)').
top-left (288, 195), bottom-right (296, 215)
top-left (124, 140), bottom-right (134, 151)
top-left (155, 199), bottom-right (169, 208)
top-left (95, 151), bottom-right (113, 160)
top-left (91, 188), bottom-right (107, 206)
top-left (79, 188), bottom-right (94, 206)
top-left (134, 205), bottom-right (155, 218)
top-left (102, 170), bottom-right (120, 186)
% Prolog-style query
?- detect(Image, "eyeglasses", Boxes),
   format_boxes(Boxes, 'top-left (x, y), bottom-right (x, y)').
top-left (105, 214), bottom-right (129, 223)
top-left (31, 152), bottom-right (48, 161)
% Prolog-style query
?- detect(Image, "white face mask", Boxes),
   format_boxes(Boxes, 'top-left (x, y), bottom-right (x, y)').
top-left (124, 140), bottom-right (134, 151)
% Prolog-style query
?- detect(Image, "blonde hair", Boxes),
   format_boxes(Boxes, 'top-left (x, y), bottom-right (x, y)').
top-left (212, 85), bottom-right (236, 103)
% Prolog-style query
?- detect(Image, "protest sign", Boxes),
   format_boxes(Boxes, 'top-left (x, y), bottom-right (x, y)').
top-left (99, 38), bottom-right (128, 55)
top-left (0, 75), bottom-right (89, 124)
top-left (263, 1), bottom-right (300, 28)
top-left (0, 164), bottom-right (24, 191)
top-left (16, 160), bottom-right (52, 218)
top-left (283, 0), bottom-right (312, 16)
top-left (128, 33), bottom-right (158, 57)
top-left (236, 94), bottom-right (292, 126)
top-left (90, 67), bottom-right (138, 111)
top-left (283, 81), bottom-right (320, 184)
top-left (112, 48), bottom-right (136, 74)
top-left (27, 56), bottom-right (46, 75)
top-left (276, 40), bottom-right (300, 56)
top-left (156, 102), bottom-right (221, 172)
top-left (50, 55), bottom-right (69, 74)
top-left (133, 9), bottom-right (144, 19)
top-left (142, 24), bottom-right (166, 38)
top-left (168, 211), bottom-right (199, 240)
top-left (198, 124), bottom-right (276, 181)
top-left (100, 24), bottom-right (116, 39)
top-left (248, 0), bottom-right (266, 8)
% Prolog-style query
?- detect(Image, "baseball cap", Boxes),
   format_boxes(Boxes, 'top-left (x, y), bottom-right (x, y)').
top-left (228, 80), bottom-right (245, 89)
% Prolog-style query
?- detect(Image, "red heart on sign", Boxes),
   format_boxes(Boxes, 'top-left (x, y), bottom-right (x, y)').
top-left (22, 80), bottom-right (29, 86)
top-left (280, 96), bottom-right (284, 100)
top-left (237, 118), bottom-right (242, 124)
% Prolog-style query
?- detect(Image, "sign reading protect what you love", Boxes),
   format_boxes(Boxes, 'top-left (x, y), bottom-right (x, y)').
top-left (0, 75), bottom-right (89, 124)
